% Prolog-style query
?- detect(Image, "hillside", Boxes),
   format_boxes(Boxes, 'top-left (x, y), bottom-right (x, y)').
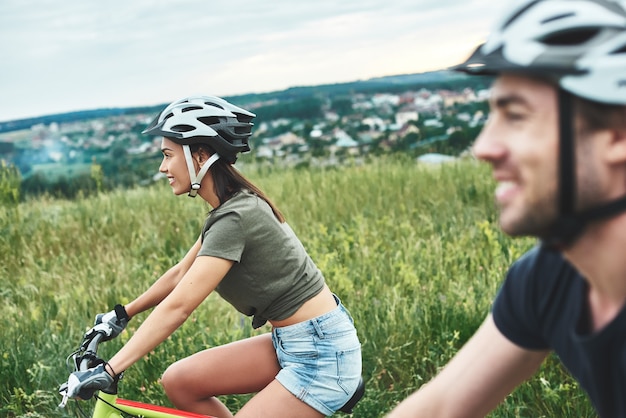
top-left (0, 70), bottom-right (490, 133)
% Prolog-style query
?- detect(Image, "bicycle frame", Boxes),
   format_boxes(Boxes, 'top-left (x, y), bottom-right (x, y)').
top-left (90, 392), bottom-right (215, 418)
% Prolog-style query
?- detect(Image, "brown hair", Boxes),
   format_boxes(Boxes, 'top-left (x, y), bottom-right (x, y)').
top-left (191, 144), bottom-right (285, 223)
top-left (575, 97), bottom-right (626, 134)
top-left (528, 74), bottom-right (626, 134)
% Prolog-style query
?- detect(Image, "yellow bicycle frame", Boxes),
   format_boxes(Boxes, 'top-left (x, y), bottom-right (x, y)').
top-left (92, 392), bottom-right (215, 418)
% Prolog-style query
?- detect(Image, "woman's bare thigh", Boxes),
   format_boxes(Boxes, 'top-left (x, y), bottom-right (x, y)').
top-left (236, 380), bottom-right (324, 418)
top-left (163, 333), bottom-right (280, 396)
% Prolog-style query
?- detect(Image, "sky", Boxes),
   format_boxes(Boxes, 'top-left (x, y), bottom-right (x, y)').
top-left (0, 0), bottom-right (505, 122)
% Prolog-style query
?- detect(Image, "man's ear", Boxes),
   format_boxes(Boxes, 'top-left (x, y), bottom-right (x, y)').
top-left (606, 127), bottom-right (626, 166)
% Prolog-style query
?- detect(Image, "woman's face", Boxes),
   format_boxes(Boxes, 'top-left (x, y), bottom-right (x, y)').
top-left (159, 137), bottom-right (191, 195)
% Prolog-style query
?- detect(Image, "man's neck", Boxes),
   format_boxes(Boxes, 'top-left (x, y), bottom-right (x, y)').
top-left (563, 215), bottom-right (626, 332)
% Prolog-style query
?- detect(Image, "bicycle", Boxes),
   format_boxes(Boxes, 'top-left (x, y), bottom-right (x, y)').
top-left (59, 327), bottom-right (365, 417)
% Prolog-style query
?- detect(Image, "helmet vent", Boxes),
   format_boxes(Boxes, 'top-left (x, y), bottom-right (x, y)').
top-left (541, 12), bottom-right (575, 24)
top-left (611, 44), bottom-right (626, 55)
top-left (181, 105), bottom-right (203, 113)
top-left (171, 124), bottom-right (196, 133)
top-left (539, 28), bottom-right (600, 46)
top-left (234, 126), bottom-right (252, 134)
top-left (198, 116), bottom-right (221, 126)
top-left (236, 113), bottom-right (254, 123)
top-left (206, 102), bottom-right (225, 110)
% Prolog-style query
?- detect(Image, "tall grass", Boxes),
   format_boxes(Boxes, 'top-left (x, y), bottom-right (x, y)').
top-left (0, 155), bottom-right (595, 417)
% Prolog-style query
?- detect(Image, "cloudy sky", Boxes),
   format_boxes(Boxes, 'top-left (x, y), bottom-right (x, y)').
top-left (0, 0), bottom-right (504, 122)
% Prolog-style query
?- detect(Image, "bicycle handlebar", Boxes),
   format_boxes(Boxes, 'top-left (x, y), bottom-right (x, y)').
top-left (58, 328), bottom-right (110, 408)
top-left (77, 330), bottom-right (106, 371)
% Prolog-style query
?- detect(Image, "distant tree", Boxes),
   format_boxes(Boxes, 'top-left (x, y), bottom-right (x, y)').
top-left (0, 142), bottom-right (14, 155)
top-left (110, 142), bottom-right (128, 160)
top-left (330, 97), bottom-right (353, 116)
top-left (91, 158), bottom-right (104, 194)
top-left (254, 98), bottom-right (324, 121)
top-left (310, 138), bottom-right (328, 158)
top-left (21, 173), bottom-right (47, 197)
top-left (396, 132), bottom-right (420, 151)
top-left (0, 160), bottom-right (20, 206)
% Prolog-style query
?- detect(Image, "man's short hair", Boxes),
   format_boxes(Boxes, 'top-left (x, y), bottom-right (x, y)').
top-left (576, 98), bottom-right (626, 134)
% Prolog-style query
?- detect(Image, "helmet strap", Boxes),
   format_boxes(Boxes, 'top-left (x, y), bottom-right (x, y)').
top-left (543, 89), bottom-right (626, 249)
top-left (182, 145), bottom-right (220, 198)
top-left (557, 89), bottom-right (575, 218)
top-left (542, 90), bottom-right (581, 249)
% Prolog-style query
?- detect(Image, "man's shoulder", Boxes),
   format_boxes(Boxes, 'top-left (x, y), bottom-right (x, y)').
top-left (507, 244), bottom-right (575, 284)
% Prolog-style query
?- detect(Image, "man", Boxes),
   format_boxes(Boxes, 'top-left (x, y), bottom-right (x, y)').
top-left (387, 0), bottom-right (626, 417)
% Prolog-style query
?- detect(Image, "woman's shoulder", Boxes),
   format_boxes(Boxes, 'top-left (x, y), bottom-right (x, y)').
top-left (203, 191), bottom-right (258, 235)
top-left (212, 189), bottom-right (251, 208)
top-left (212, 190), bottom-right (269, 219)
top-left (227, 190), bottom-right (262, 210)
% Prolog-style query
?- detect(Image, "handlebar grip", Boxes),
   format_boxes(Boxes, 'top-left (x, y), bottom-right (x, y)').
top-left (79, 331), bottom-right (105, 371)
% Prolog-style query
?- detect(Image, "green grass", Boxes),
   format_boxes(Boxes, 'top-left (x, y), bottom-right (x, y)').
top-left (0, 155), bottom-right (596, 417)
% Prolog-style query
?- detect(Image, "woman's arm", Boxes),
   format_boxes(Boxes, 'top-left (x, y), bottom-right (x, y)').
top-left (106, 254), bottom-right (234, 375)
top-left (123, 237), bottom-right (203, 318)
top-left (386, 314), bottom-right (549, 418)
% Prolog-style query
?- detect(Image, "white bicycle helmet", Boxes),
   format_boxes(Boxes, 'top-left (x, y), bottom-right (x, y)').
top-left (454, 0), bottom-right (626, 105)
top-left (143, 95), bottom-right (256, 197)
top-left (454, 0), bottom-right (626, 247)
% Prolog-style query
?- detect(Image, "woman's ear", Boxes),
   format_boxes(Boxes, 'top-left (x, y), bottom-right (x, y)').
top-left (194, 147), bottom-right (212, 165)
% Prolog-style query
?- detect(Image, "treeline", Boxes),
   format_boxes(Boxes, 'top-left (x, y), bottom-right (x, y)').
top-left (0, 153), bottom-right (162, 201)
top-left (0, 106), bottom-right (164, 134)
top-left (231, 71), bottom-right (492, 105)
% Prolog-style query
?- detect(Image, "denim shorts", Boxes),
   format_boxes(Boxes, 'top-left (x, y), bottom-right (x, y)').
top-left (272, 295), bottom-right (362, 416)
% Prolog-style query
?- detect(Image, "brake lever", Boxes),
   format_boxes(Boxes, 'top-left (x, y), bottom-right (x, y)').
top-left (84, 323), bottom-right (113, 342)
top-left (58, 382), bottom-right (69, 408)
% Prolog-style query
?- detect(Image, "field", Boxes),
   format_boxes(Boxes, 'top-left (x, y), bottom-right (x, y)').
top-left (0, 156), bottom-right (596, 417)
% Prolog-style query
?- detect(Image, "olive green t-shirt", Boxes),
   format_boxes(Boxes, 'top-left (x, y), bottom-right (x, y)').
top-left (198, 190), bottom-right (325, 328)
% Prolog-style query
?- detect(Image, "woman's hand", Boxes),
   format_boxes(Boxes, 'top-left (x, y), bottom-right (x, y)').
top-left (62, 363), bottom-right (115, 400)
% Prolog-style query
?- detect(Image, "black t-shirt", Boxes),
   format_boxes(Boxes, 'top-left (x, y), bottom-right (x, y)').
top-left (493, 245), bottom-right (626, 417)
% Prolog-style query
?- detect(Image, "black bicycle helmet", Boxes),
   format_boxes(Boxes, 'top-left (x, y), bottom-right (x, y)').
top-left (142, 95), bottom-right (256, 164)
top-left (453, 0), bottom-right (626, 247)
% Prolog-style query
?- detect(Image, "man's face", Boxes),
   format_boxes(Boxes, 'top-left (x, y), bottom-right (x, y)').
top-left (472, 74), bottom-right (560, 237)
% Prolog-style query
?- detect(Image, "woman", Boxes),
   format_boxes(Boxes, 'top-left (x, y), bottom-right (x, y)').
top-left (64, 95), bottom-right (362, 417)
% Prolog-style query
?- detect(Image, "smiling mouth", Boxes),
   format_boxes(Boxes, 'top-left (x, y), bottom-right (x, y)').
top-left (495, 181), bottom-right (518, 203)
